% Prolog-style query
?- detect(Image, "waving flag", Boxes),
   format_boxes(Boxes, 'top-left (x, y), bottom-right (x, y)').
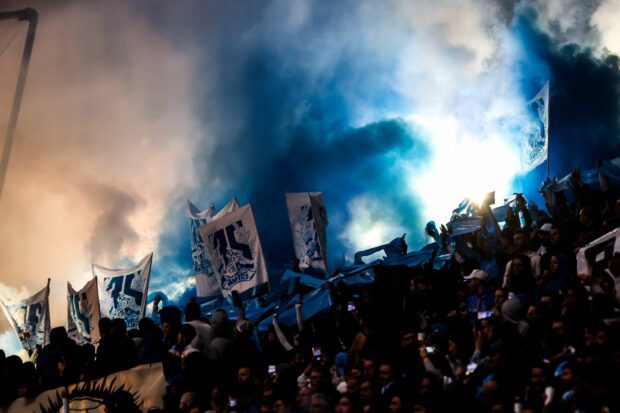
top-left (522, 81), bottom-right (550, 173)
top-left (94, 253), bottom-right (152, 329)
top-left (189, 197), bottom-right (240, 297)
top-left (286, 192), bottom-right (328, 274)
top-left (67, 278), bottom-right (101, 344)
top-left (199, 204), bottom-right (269, 297)
top-left (0, 279), bottom-right (50, 351)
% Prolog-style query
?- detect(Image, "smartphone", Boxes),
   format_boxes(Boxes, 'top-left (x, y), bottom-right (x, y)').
top-left (347, 302), bottom-right (356, 312)
top-left (268, 364), bottom-right (276, 376)
top-left (229, 398), bottom-right (237, 408)
top-left (312, 346), bottom-right (322, 359)
top-left (465, 362), bottom-right (477, 375)
top-left (425, 346), bottom-right (435, 354)
top-left (477, 310), bottom-right (493, 320)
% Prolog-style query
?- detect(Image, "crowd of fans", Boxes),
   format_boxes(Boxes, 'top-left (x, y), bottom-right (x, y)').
top-left (1, 169), bottom-right (620, 412)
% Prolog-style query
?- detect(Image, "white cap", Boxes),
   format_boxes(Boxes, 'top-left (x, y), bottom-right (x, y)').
top-left (463, 269), bottom-right (488, 281)
top-left (540, 223), bottom-right (553, 232)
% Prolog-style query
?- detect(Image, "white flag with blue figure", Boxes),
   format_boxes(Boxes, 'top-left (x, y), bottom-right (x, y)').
top-left (522, 81), bottom-right (550, 173)
top-left (199, 203), bottom-right (269, 297)
top-left (286, 192), bottom-right (328, 274)
top-left (94, 253), bottom-right (152, 329)
top-left (0, 279), bottom-right (51, 351)
top-left (67, 278), bottom-right (101, 345)
top-left (189, 197), bottom-right (240, 297)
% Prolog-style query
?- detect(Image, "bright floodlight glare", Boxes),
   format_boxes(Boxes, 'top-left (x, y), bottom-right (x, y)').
top-left (409, 115), bottom-right (521, 224)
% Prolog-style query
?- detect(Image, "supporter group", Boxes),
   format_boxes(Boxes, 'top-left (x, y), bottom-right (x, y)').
top-left (1, 168), bottom-right (620, 413)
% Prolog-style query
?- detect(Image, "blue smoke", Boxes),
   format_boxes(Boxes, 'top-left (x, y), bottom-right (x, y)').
top-left (146, 2), bottom-right (620, 304)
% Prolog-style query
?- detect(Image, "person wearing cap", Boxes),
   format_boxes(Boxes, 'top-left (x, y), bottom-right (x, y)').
top-left (464, 269), bottom-right (494, 321)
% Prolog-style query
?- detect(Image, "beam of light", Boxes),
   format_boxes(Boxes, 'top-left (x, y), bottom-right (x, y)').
top-left (407, 114), bottom-right (522, 225)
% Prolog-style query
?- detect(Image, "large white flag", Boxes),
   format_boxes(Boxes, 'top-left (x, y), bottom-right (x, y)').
top-left (189, 197), bottom-right (240, 297)
top-left (522, 81), bottom-right (550, 173)
top-left (576, 227), bottom-right (620, 279)
top-left (94, 253), bottom-right (152, 329)
top-left (285, 192), bottom-right (328, 274)
top-left (67, 278), bottom-right (101, 345)
top-left (199, 204), bottom-right (269, 296)
top-left (0, 279), bottom-right (50, 351)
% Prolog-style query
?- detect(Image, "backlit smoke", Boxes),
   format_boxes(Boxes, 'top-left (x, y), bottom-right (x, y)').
top-left (0, 0), bottom-right (619, 352)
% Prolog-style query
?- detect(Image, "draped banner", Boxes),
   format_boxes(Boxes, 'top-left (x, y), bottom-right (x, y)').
top-left (0, 279), bottom-right (50, 351)
top-left (67, 278), bottom-right (101, 345)
top-left (576, 227), bottom-right (620, 279)
top-left (189, 197), bottom-right (240, 297)
top-left (94, 253), bottom-right (152, 329)
top-left (522, 81), bottom-right (550, 173)
top-left (199, 204), bottom-right (269, 296)
top-left (285, 192), bottom-right (328, 274)
top-left (3, 363), bottom-right (165, 413)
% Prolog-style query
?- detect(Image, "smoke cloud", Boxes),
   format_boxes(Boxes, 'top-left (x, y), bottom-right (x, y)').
top-left (0, 0), bottom-right (619, 356)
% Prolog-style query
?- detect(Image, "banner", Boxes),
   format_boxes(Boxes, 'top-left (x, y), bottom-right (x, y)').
top-left (199, 204), bottom-right (269, 296)
top-left (576, 227), bottom-right (620, 278)
top-left (67, 278), bottom-right (101, 345)
top-left (3, 363), bottom-right (165, 413)
top-left (189, 197), bottom-right (240, 297)
top-left (285, 192), bottom-right (328, 273)
top-left (94, 253), bottom-right (152, 329)
top-left (522, 81), bottom-right (550, 173)
top-left (0, 279), bottom-right (50, 351)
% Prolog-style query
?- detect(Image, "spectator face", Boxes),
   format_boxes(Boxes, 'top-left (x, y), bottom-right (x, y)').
top-left (310, 394), bottom-right (329, 413)
top-left (163, 321), bottom-right (173, 338)
top-left (309, 370), bottom-right (322, 387)
top-left (529, 367), bottom-right (546, 393)
top-left (560, 367), bottom-right (575, 388)
top-left (511, 257), bottom-right (524, 276)
top-left (238, 367), bottom-right (251, 385)
top-left (494, 290), bottom-right (507, 307)
top-left (513, 232), bottom-right (527, 250)
top-left (418, 377), bottom-right (432, 396)
top-left (297, 386), bottom-right (315, 411)
top-left (379, 364), bottom-right (393, 385)
top-left (274, 399), bottom-right (290, 413)
top-left (549, 255), bottom-right (559, 274)
top-left (359, 381), bottom-right (375, 401)
top-left (388, 396), bottom-right (403, 413)
top-left (550, 228), bottom-right (562, 245)
top-left (362, 359), bottom-right (376, 378)
top-left (335, 396), bottom-right (354, 413)
top-left (400, 332), bottom-right (416, 349)
top-left (346, 375), bottom-right (361, 394)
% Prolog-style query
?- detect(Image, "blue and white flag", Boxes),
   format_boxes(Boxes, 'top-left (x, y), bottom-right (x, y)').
top-left (0, 279), bottom-right (51, 351)
top-left (94, 253), bottom-right (152, 329)
top-left (285, 192), bottom-right (328, 274)
top-left (199, 204), bottom-right (269, 297)
top-left (67, 278), bottom-right (101, 345)
top-left (522, 81), bottom-right (550, 173)
top-left (189, 197), bottom-right (240, 297)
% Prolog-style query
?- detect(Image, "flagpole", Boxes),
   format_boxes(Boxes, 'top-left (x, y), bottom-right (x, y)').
top-left (0, 8), bottom-right (38, 202)
top-left (546, 81), bottom-right (550, 181)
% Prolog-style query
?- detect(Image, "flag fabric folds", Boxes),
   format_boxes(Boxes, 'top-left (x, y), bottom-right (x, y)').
top-left (0, 279), bottom-right (51, 351)
top-left (94, 253), bottom-right (153, 329)
top-left (522, 81), bottom-right (550, 173)
top-left (576, 227), bottom-right (620, 279)
top-left (67, 278), bottom-right (101, 345)
top-left (199, 204), bottom-right (269, 297)
top-left (285, 192), bottom-right (328, 274)
top-left (189, 197), bottom-right (240, 297)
